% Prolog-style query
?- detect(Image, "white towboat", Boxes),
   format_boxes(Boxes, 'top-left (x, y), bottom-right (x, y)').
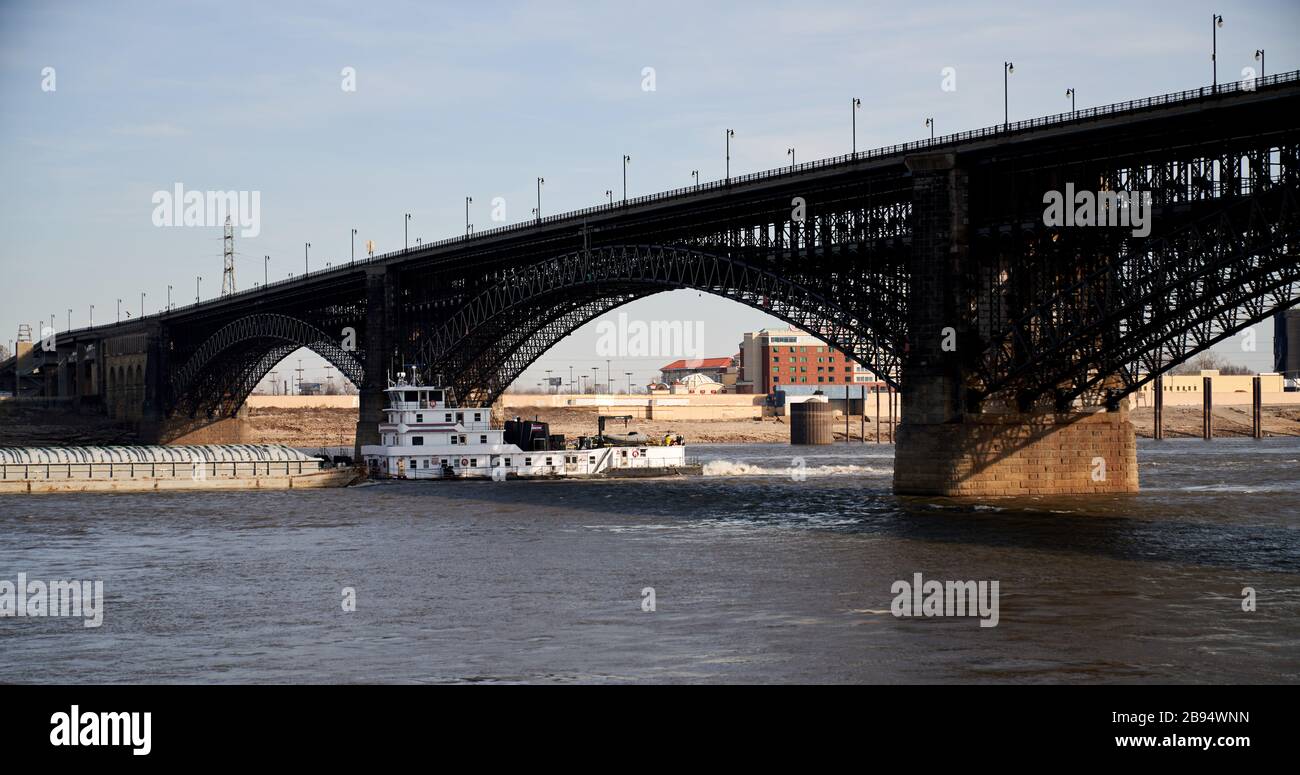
top-left (360, 373), bottom-right (698, 480)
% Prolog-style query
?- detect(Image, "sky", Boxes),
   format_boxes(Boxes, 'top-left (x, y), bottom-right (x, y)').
top-left (1, 0), bottom-right (1295, 390)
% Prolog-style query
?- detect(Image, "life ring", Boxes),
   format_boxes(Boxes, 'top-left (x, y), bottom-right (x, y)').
top-left (460, 458), bottom-right (469, 467)
top-left (632, 449), bottom-right (640, 457)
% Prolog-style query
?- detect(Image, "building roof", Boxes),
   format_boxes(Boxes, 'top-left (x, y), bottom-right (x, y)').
top-left (0, 444), bottom-right (319, 465)
top-left (659, 356), bottom-right (733, 371)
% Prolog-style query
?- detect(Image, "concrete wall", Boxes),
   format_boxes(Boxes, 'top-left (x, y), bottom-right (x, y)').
top-left (246, 395), bottom-right (360, 409)
top-left (501, 393), bottom-right (766, 420)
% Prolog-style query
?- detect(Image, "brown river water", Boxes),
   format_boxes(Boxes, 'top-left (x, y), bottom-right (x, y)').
top-left (1, 438), bottom-right (1297, 683)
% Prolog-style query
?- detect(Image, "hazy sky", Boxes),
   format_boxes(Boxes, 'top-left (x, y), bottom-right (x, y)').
top-left (1, 0), bottom-right (1294, 389)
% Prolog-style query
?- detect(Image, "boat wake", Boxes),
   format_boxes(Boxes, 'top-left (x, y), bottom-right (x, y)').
top-left (701, 460), bottom-right (890, 477)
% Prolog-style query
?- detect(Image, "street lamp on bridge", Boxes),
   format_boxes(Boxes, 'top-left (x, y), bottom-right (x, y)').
top-left (852, 97), bottom-right (861, 157)
top-left (304, 242), bottom-right (311, 275)
top-left (196, 277), bottom-right (201, 304)
top-left (67, 309), bottom-right (71, 332)
top-left (89, 305), bottom-right (93, 327)
top-left (167, 285), bottom-right (173, 311)
top-left (117, 298), bottom-right (121, 323)
top-left (605, 189), bottom-right (613, 206)
top-left (465, 197), bottom-right (472, 237)
top-left (1255, 48), bottom-right (1265, 77)
top-left (925, 117), bottom-right (934, 139)
top-left (536, 177), bottom-right (544, 222)
top-left (1003, 61), bottom-right (1014, 128)
top-left (787, 147), bottom-right (795, 170)
top-left (691, 169), bottom-right (699, 188)
top-left (1212, 14), bottom-right (1224, 92)
top-left (264, 255), bottom-right (270, 286)
top-left (622, 155), bottom-right (630, 204)
top-left (140, 292), bottom-right (146, 318)
top-left (1066, 88), bottom-right (1075, 115)
top-left (351, 228), bottom-right (358, 261)
top-left (404, 213), bottom-right (411, 250)
top-left (725, 129), bottom-right (735, 182)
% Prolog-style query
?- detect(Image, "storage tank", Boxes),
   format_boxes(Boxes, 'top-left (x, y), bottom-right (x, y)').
top-left (789, 393), bottom-right (834, 445)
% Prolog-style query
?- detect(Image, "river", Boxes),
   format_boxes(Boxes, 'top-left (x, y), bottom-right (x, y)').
top-left (1, 438), bottom-right (1297, 683)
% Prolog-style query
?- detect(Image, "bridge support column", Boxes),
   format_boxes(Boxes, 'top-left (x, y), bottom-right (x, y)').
top-left (894, 152), bottom-right (1138, 496)
top-left (355, 266), bottom-right (397, 459)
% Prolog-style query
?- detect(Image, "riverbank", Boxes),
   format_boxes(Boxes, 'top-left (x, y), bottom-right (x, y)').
top-left (232, 404), bottom-right (1300, 446)
top-left (2, 403), bottom-right (1296, 448)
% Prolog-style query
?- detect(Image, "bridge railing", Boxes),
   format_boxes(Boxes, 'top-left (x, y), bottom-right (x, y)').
top-left (60, 69), bottom-right (1300, 334)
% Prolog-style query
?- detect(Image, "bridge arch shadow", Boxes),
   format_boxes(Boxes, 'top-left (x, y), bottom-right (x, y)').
top-left (416, 244), bottom-right (904, 405)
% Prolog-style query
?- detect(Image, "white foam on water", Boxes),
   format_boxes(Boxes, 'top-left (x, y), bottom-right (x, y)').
top-left (702, 460), bottom-right (889, 477)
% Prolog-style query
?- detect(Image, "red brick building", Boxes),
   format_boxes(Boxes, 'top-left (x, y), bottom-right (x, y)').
top-left (735, 328), bottom-right (875, 393)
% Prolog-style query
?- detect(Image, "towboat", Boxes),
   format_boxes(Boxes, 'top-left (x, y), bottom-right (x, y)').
top-left (360, 373), bottom-right (699, 480)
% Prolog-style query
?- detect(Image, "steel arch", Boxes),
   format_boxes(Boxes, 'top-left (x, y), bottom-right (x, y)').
top-left (415, 244), bottom-right (905, 405)
top-left (170, 313), bottom-right (365, 417)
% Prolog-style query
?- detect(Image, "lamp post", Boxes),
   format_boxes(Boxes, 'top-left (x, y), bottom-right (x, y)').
top-left (625, 371), bottom-right (632, 394)
top-left (140, 292), bottom-right (146, 318)
top-left (196, 277), bottom-right (201, 304)
top-left (1212, 14), bottom-right (1224, 92)
top-left (787, 147), bottom-right (795, 170)
top-left (605, 189), bottom-right (613, 205)
top-left (536, 177), bottom-right (544, 222)
top-left (1003, 61), bottom-right (1014, 128)
top-left (404, 213), bottom-right (411, 250)
top-left (691, 169), bottom-right (699, 188)
top-left (167, 285), bottom-right (173, 311)
top-left (725, 129), bottom-right (735, 182)
top-left (264, 255), bottom-right (270, 285)
top-left (852, 97), bottom-right (861, 157)
top-left (351, 229), bottom-right (357, 261)
top-left (465, 196), bottom-right (472, 237)
top-left (1255, 48), bottom-right (1265, 77)
top-left (117, 298), bottom-right (121, 323)
top-left (924, 117), bottom-right (934, 139)
top-left (622, 155), bottom-right (630, 204)
top-left (304, 242), bottom-right (311, 275)
top-left (1066, 88), bottom-right (1075, 115)
top-left (89, 305), bottom-right (94, 327)
top-left (66, 308), bottom-right (71, 331)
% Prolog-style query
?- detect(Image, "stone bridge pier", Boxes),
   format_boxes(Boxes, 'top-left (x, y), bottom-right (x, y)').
top-left (893, 153), bottom-right (1138, 496)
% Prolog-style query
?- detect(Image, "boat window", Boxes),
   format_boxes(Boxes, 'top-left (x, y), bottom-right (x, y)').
top-left (589, 456), bottom-right (596, 464)
top-left (404, 391), bottom-right (418, 402)
top-left (456, 412), bottom-right (464, 422)
top-left (474, 412), bottom-right (481, 422)
top-left (524, 457), bottom-right (532, 466)
top-left (449, 436), bottom-right (457, 444)
top-left (504, 458), bottom-right (511, 466)
top-left (546, 457), bottom-right (552, 465)
top-left (459, 435), bottom-right (467, 444)
top-left (412, 437), bottom-right (424, 446)
top-left (470, 459), bottom-right (477, 466)
top-left (445, 413), bottom-right (452, 422)
top-left (415, 414), bottom-right (423, 423)
top-left (422, 460), bottom-right (429, 468)
top-left (480, 435), bottom-right (487, 444)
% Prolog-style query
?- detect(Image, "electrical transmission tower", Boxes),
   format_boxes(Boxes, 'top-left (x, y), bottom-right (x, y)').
top-left (221, 216), bottom-right (236, 295)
